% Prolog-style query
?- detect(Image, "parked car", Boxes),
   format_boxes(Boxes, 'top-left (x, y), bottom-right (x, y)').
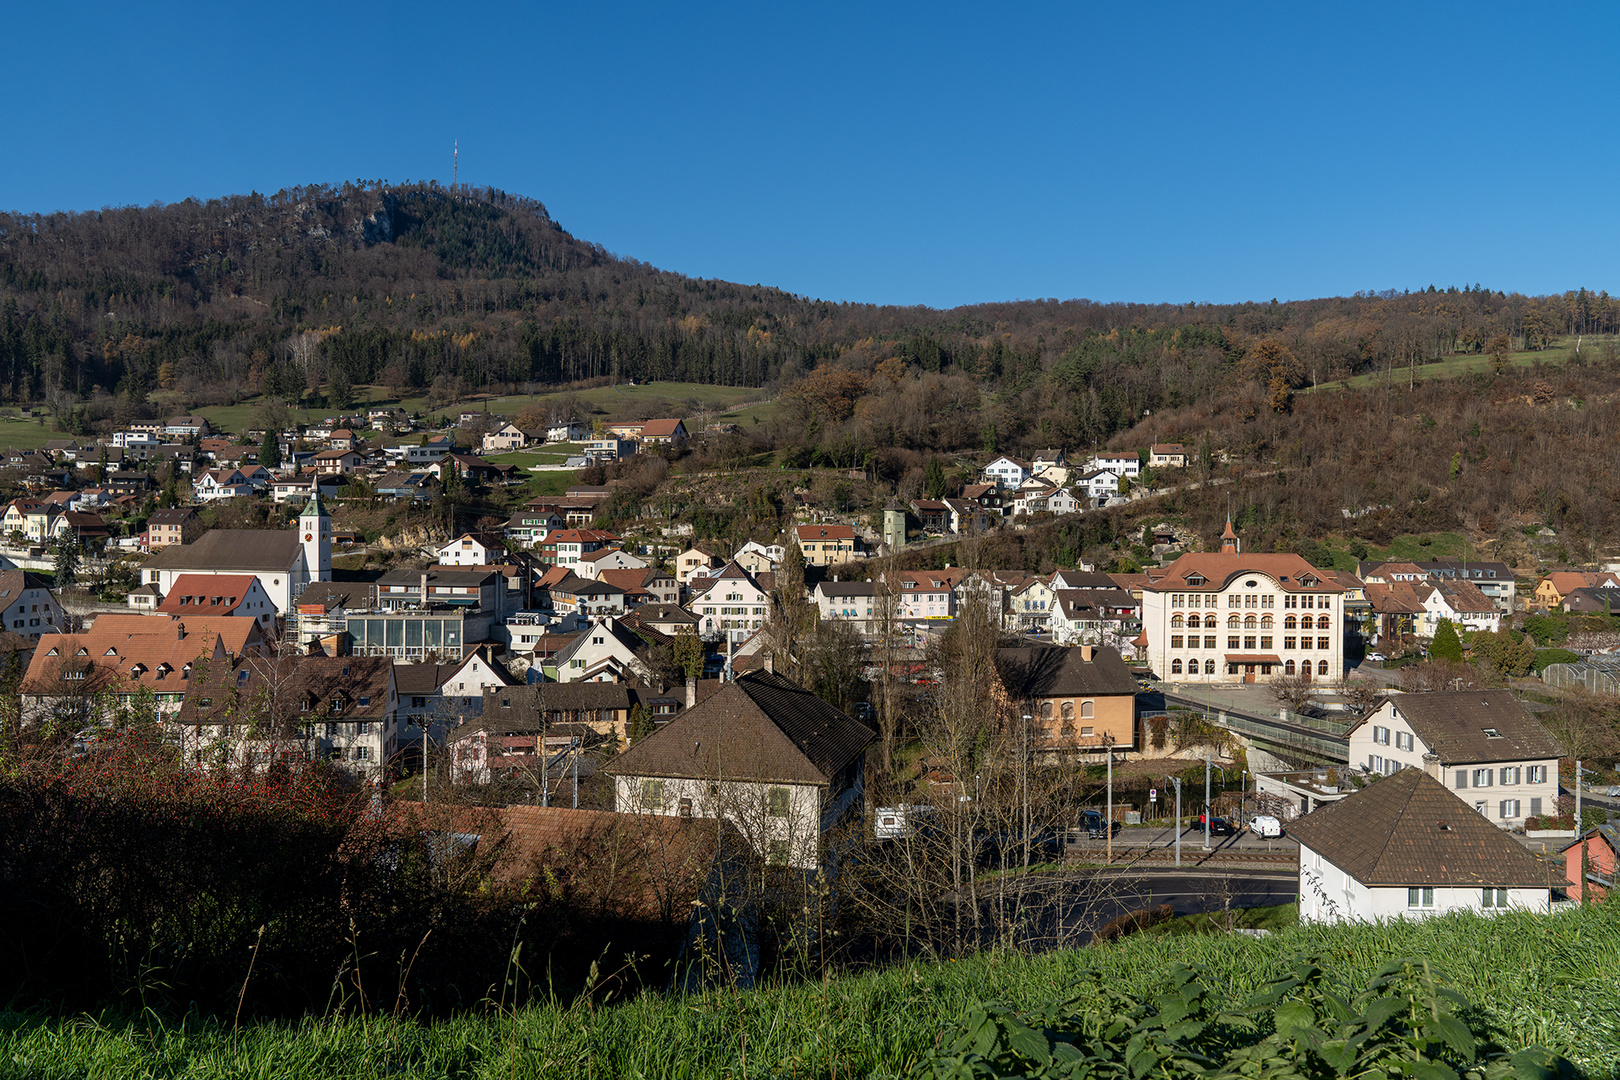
top-left (1197, 813), bottom-right (1236, 836)
top-left (1365, 652), bottom-right (1387, 662)
top-left (1081, 808), bottom-right (1122, 840)
top-left (1607, 785), bottom-right (1620, 798)
top-left (1248, 814), bottom-right (1283, 838)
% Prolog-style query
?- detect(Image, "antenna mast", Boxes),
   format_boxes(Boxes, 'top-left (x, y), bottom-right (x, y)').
top-left (453, 140), bottom-right (458, 190)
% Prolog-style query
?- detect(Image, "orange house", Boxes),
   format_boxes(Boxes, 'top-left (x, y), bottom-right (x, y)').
top-left (993, 644), bottom-right (1139, 752)
top-left (1561, 825), bottom-right (1617, 903)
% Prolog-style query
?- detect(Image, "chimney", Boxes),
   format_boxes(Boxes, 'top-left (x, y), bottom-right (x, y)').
top-left (763, 650), bottom-right (775, 675)
top-left (1422, 752), bottom-right (1441, 780)
top-left (1081, 645), bottom-right (1093, 662)
top-left (686, 676), bottom-right (697, 710)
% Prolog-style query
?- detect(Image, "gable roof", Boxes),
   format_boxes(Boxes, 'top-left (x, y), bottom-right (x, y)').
top-left (995, 645), bottom-right (1138, 699)
top-left (1287, 768), bottom-right (1565, 887)
top-left (638, 418), bottom-right (686, 439)
top-left (143, 529), bottom-right (302, 573)
top-left (1376, 690), bottom-right (1563, 764)
top-left (155, 574), bottom-right (263, 615)
top-left (1148, 551), bottom-right (1343, 594)
top-left (175, 655), bottom-right (393, 727)
top-left (603, 670), bottom-right (873, 786)
top-left (793, 524), bottom-right (856, 542)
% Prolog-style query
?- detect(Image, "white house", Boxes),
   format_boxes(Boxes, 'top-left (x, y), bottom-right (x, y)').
top-left (982, 456), bottom-right (1032, 490)
top-left (0, 570), bottom-right (61, 640)
top-left (1084, 453), bottom-right (1140, 478)
top-left (437, 533), bottom-right (508, 567)
top-left (603, 670), bottom-right (872, 869)
top-left (1143, 522), bottom-right (1345, 685)
top-left (546, 422), bottom-right (592, 443)
top-left (690, 562), bottom-right (771, 642)
top-left (1348, 690), bottom-right (1561, 828)
top-left (575, 547), bottom-right (650, 580)
top-left (815, 580), bottom-right (883, 636)
top-left (1074, 469), bottom-right (1122, 502)
top-left (1290, 768), bottom-right (1566, 923)
top-left (481, 423), bottom-right (536, 454)
top-left (550, 617), bottom-right (654, 683)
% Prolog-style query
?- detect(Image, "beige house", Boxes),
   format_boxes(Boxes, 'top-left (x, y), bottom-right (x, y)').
top-left (792, 523), bottom-right (861, 567)
top-left (994, 644), bottom-right (1138, 752)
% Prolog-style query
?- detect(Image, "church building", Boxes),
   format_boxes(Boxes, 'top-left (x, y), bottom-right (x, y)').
top-left (140, 492), bottom-right (332, 614)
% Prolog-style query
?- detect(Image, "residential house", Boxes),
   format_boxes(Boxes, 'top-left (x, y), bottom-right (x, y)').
top-left (733, 541), bottom-right (786, 575)
top-left (165, 416), bottom-right (211, 438)
top-left (1049, 585), bottom-right (1142, 653)
top-left (195, 467), bottom-right (263, 501)
top-left (622, 602), bottom-right (701, 638)
top-left (373, 470), bottom-right (442, 502)
top-left (1083, 453), bottom-right (1140, 479)
top-left (888, 568), bottom-right (963, 623)
top-left (1291, 768), bottom-right (1566, 923)
top-left (792, 523), bottom-right (861, 567)
top-left (1008, 576), bottom-right (1056, 631)
top-left (172, 655), bottom-right (397, 779)
top-left (108, 470), bottom-right (152, 497)
top-left (1563, 585), bottom-right (1620, 614)
top-left (582, 437), bottom-right (636, 463)
top-left (20, 614), bottom-right (268, 726)
top-left (603, 669), bottom-right (874, 868)
top-left (550, 574), bottom-right (629, 620)
top-left (155, 573), bottom-right (278, 629)
top-left (326, 429), bottom-right (361, 452)
top-left (959, 483), bottom-right (1004, 517)
top-left (1358, 558), bottom-right (1517, 611)
top-left (598, 567), bottom-right (678, 606)
top-left (675, 545), bottom-right (724, 585)
top-left (981, 455), bottom-right (1031, 490)
top-left (815, 581), bottom-right (883, 636)
top-left (549, 617), bottom-right (656, 683)
top-left (310, 448), bottom-right (363, 476)
top-left (1143, 521), bottom-right (1346, 684)
top-left (481, 423), bottom-right (538, 454)
top-left (576, 547), bottom-right (649, 579)
top-left (1348, 690), bottom-right (1561, 829)
top-left (535, 528), bottom-right (619, 569)
top-left (1031, 449), bottom-right (1065, 472)
top-left (1074, 469), bottom-right (1122, 502)
top-left (690, 562), bottom-right (771, 642)
top-left (504, 508), bottom-right (564, 545)
top-left (0, 571), bottom-right (62, 640)
top-left (457, 682), bottom-right (635, 777)
top-left (1531, 571), bottom-right (1620, 611)
top-left (1561, 824), bottom-right (1618, 904)
top-left (147, 507), bottom-right (202, 550)
top-left (401, 437), bottom-right (454, 465)
top-left (546, 422), bottom-right (592, 443)
top-left (285, 581), bottom-right (373, 652)
top-left (1149, 443), bottom-right (1188, 469)
top-left (909, 499), bottom-right (951, 533)
top-left (994, 644), bottom-right (1139, 752)
top-left (437, 532), bottom-right (508, 567)
top-left (943, 497), bottom-right (992, 535)
top-left (395, 647), bottom-right (519, 745)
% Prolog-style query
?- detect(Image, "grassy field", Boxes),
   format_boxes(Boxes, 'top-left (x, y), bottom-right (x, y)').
top-left (0, 416), bottom-right (62, 450)
top-left (1, 902), bottom-right (1615, 1079)
top-left (1305, 335), bottom-right (1607, 394)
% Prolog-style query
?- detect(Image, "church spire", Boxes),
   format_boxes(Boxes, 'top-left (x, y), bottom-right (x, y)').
top-left (1220, 517), bottom-right (1239, 555)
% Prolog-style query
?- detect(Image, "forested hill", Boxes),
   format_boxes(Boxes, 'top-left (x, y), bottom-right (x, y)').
top-left (0, 180), bottom-right (1616, 441)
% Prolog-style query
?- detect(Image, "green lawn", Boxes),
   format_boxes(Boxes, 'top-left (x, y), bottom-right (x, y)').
top-left (0, 416), bottom-right (65, 450)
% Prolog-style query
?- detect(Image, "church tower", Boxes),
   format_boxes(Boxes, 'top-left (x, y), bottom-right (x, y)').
top-left (300, 489), bottom-right (332, 582)
top-left (1220, 518), bottom-right (1240, 555)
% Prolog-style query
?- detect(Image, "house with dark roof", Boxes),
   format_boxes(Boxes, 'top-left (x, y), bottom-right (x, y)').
top-left (994, 645), bottom-right (1139, 752)
top-left (172, 654), bottom-right (397, 779)
top-left (0, 570), bottom-right (62, 641)
top-left (453, 682), bottom-right (637, 781)
top-left (394, 647), bottom-right (519, 746)
top-left (548, 617), bottom-right (655, 683)
top-left (1348, 690), bottom-right (1562, 829)
top-left (603, 669), bottom-right (874, 868)
top-left (1290, 768), bottom-right (1567, 922)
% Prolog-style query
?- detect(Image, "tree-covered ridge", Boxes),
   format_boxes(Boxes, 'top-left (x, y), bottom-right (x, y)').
top-left (0, 180), bottom-right (1615, 446)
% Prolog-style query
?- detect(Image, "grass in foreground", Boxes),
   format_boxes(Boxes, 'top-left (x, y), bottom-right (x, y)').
top-left (1, 903), bottom-right (1616, 1079)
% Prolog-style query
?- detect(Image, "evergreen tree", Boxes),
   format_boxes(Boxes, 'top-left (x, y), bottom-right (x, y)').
top-left (52, 536), bottom-right (80, 590)
top-left (1430, 618), bottom-right (1464, 662)
top-left (329, 366), bottom-right (354, 411)
top-left (627, 703), bottom-right (654, 744)
top-left (260, 428), bottom-right (282, 469)
top-left (924, 456), bottom-right (946, 499)
top-left (981, 423), bottom-right (998, 454)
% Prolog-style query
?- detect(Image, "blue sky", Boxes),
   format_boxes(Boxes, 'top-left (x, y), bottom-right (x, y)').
top-left (1, 2), bottom-right (1615, 308)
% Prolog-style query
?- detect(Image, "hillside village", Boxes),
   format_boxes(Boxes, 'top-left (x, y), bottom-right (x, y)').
top-left (0, 396), bottom-right (1616, 936)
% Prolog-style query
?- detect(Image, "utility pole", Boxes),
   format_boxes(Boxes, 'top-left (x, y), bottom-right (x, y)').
top-left (1173, 777), bottom-right (1182, 868)
top-left (1574, 760), bottom-right (1581, 838)
top-left (1105, 734), bottom-right (1114, 865)
top-left (1203, 754), bottom-right (1212, 851)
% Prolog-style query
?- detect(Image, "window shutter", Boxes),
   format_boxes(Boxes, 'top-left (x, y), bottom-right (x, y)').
top-left (1456, 771), bottom-right (1468, 789)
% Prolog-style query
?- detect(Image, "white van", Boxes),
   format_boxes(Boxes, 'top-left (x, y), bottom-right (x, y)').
top-left (1248, 815), bottom-right (1282, 838)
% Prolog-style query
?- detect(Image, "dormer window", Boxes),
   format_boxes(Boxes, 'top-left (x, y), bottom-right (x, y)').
top-left (1483, 728), bottom-right (1502, 739)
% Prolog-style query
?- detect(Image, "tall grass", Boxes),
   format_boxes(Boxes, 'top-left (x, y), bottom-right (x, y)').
top-left (3, 903), bottom-right (1617, 1079)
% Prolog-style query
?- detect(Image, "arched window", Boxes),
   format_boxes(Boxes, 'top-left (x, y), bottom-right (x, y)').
top-left (1261, 615), bottom-right (1273, 629)
top-left (1227, 615), bottom-right (1240, 628)
top-left (1080, 700), bottom-right (1094, 719)
top-left (1284, 615), bottom-right (1297, 630)
top-left (1244, 615), bottom-right (1257, 629)
top-left (1040, 702), bottom-right (1053, 719)
top-left (1171, 659), bottom-right (1183, 674)
top-left (1061, 701), bottom-right (1074, 721)
top-left (1204, 659), bottom-right (1216, 675)
top-left (1171, 614), bottom-right (1185, 629)
top-left (1319, 660), bottom-right (1330, 676)
top-left (1317, 615), bottom-right (1331, 630)
top-left (1188, 614), bottom-right (1202, 628)
top-left (1284, 660), bottom-right (1296, 675)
